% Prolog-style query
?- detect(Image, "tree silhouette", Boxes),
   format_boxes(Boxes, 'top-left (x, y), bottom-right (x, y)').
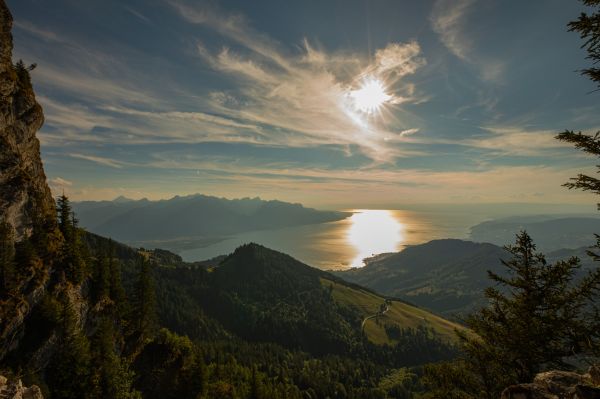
top-left (555, 0), bottom-right (600, 357)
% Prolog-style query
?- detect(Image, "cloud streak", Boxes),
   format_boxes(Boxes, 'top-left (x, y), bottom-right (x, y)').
top-left (69, 153), bottom-right (125, 168)
top-left (431, 0), bottom-right (504, 82)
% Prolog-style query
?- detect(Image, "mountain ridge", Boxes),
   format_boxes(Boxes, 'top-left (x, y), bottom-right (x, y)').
top-left (72, 194), bottom-right (350, 245)
top-left (336, 238), bottom-right (597, 316)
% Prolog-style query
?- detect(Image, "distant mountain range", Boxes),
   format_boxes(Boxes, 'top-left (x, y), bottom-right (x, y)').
top-left (469, 215), bottom-right (600, 251)
top-left (336, 239), bottom-right (597, 317)
top-left (73, 195), bottom-right (349, 246)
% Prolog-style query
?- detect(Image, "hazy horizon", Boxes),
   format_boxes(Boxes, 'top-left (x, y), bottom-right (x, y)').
top-left (73, 192), bottom-right (598, 217)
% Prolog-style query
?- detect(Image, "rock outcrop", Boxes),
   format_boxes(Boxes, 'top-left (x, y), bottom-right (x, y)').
top-left (0, 0), bottom-right (56, 240)
top-left (501, 368), bottom-right (600, 399)
top-left (0, 0), bottom-right (60, 362)
top-left (0, 375), bottom-right (43, 399)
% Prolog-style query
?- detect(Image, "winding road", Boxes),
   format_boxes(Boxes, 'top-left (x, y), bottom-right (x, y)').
top-left (361, 301), bottom-right (390, 331)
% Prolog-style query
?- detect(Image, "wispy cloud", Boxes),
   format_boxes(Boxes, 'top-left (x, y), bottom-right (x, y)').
top-left (431, 0), bottom-right (504, 82)
top-left (123, 6), bottom-right (151, 24)
top-left (58, 153), bottom-right (596, 207)
top-left (19, 10), bottom-right (426, 162)
top-left (48, 177), bottom-right (73, 195)
top-left (401, 125), bottom-right (582, 157)
top-left (431, 0), bottom-right (476, 61)
top-left (170, 1), bottom-right (427, 162)
top-left (14, 20), bottom-right (65, 43)
top-left (69, 153), bottom-right (124, 168)
top-left (466, 126), bottom-right (572, 156)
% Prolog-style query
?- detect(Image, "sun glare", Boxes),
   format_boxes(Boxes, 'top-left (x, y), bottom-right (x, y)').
top-left (350, 78), bottom-right (391, 114)
top-left (347, 210), bottom-right (404, 267)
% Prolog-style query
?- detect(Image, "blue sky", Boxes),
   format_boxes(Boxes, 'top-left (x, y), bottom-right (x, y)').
top-left (7, 0), bottom-right (600, 209)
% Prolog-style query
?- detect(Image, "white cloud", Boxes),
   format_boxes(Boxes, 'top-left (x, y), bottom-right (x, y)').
top-left (48, 177), bottom-right (73, 196)
top-left (171, 1), bottom-right (427, 161)
top-left (431, 0), bottom-right (476, 61)
top-left (18, 11), bottom-right (426, 162)
top-left (69, 153), bottom-right (124, 169)
top-left (466, 126), bottom-right (571, 156)
top-left (431, 0), bottom-right (505, 82)
top-left (373, 42), bottom-right (424, 76)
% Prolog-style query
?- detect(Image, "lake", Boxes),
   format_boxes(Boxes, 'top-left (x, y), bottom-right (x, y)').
top-left (179, 208), bottom-right (487, 270)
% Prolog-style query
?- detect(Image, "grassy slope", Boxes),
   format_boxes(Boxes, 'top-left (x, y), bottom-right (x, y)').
top-left (320, 277), bottom-right (466, 345)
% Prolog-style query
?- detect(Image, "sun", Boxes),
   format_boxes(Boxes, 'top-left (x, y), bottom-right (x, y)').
top-left (350, 78), bottom-right (391, 114)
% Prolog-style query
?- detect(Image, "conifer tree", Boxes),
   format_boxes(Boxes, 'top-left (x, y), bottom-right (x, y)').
top-left (189, 353), bottom-right (209, 399)
top-left (249, 366), bottom-right (264, 399)
top-left (453, 232), bottom-right (600, 397)
top-left (48, 291), bottom-right (92, 399)
top-left (93, 247), bottom-right (110, 302)
top-left (108, 240), bottom-right (128, 318)
top-left (90, 317), bottom-right (141, 399)
top-left (555, 0), bottom-right (600, 357)
top-left (56, 194), bottom-right (73, 242)
top-left (56, 195), bottom-right (86, 283)
top-left (132, 256), bottom-right (157, 340)
top-left (556, 1), bottom-right (600, 202)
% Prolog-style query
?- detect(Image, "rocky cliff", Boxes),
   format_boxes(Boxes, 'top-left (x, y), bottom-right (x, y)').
top-left (501, 367), bottom-right (600, 399)
top-left (0, 0), bottom-right (55, 241)
top-left (0, 0), bottom-right (62, 363)
top-left (0, 375), bottom-right (43, 399)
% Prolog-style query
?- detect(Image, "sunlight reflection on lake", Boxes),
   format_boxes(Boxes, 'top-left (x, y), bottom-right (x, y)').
top-left (347, 210), bottom-right (404, 267)
top-left (179, 208), bottom-right (477, 270)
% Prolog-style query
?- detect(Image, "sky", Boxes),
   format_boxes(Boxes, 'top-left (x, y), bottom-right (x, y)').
top-left (7, 0), bottom-right (600, 210)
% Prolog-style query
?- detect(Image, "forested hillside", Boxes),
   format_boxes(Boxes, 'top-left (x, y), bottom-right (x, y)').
top-left (337, 239), bottom-right (597, 316)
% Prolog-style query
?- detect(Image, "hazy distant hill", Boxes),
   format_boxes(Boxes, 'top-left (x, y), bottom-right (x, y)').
top-left (336, 239), bottom-right (597, 317)
top-left (469, 215), bottom-right (600, 251)
top-left (73, 195), bottom-right (349, 245)
top-left (336, 239), bottom-right (508, 316)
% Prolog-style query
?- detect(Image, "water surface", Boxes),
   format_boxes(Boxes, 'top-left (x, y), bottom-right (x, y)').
top-left (180, 209), bottom-right (483, 270)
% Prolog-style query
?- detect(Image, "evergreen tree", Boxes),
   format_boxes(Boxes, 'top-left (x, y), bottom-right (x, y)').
top-left (47, 291), bottom-right (92, 399)
top-left (90, 318), bottom-right (141, 399)
top-left (56, 194), bottom-right (73, 242)
top-left (555, 0), bottom-right (600, 357)
top-left (249, 366), bottom-right (264, 399)
top-left (92, 246), bottom-right (110, 302)
top-left (56, 195), bottom-right (86, 283)
top-left (453, 232), bottom-right (600, 397)
top-left (188, 353), bottom-right (209, 399)
top-left (132, 256), bottom-right (157, 340)
top-left (569, 0), bottom-right (600, 88)
top-left (0, 221), bottom-right (15, 295)
top-left (556, 1), bottom-right (600, 202)
top-left (108, 240), bottom-right (128, 318)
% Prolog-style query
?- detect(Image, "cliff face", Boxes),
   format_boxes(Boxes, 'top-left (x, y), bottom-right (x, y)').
top-left (0, 375), bottom-right (43, 399)
top-left (501, 368), bottom-right (600, 399)
top-left (0, 0), bottom-right (63, 363)
top-left (0, 0), bottom-right (55, 240)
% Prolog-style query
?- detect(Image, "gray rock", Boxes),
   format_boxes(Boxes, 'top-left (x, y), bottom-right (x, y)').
top-left (501, 383), bottom-right (558, 399)
top-left (502, 369), bottom-right (600, 399)
top-left (0, 0), bottom-right (58, 362)
top-left (0, 375), bottom-right (44, 399)
top-left (0, 0), bottom-right (56, 241)
top-left (534, 370), bottom-right (591, 395)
